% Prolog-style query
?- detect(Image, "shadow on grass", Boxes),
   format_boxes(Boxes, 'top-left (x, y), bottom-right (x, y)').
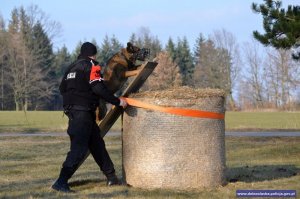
top-left (226, 164), bottom-right (299, 183)
top-left (69, 178), bottom-right (103, 187)
top-left (22, 129), bottom-right (43, 133)
top-left (0, 128), bottom-right (42, 133)
top-left (87, 190), bottom-right (129, 198)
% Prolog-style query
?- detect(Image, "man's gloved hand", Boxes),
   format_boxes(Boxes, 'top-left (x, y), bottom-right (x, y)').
top-left (119, 97), bottom-right (127, 108)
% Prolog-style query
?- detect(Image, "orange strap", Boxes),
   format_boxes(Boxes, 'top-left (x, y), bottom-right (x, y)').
top-left (123, 97), bottom-right (225, 119)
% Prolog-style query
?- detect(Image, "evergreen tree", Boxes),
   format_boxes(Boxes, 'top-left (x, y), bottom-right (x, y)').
top-left (193, 33), bottom-right (206, 66)
top-left (0, 14), bottom-right (5, 30)
top-left (71, 40), bottom-right (83, 62)
top-left (129, 27), bottom-right (162, 60)
top-left (8, 8), bottom-right (19, 34)
top-left (165, 37), bottom-right (176, 61)
top-left (32, 21), bottom-right (54, 69)
top-left (193, 38), bottom-right (231, 91)
top-left (110, 35), bottom-right (123, 55)
top-left (198, 39), bottom-right (220, 88)
top-left (140, 27), bottom-right (152, 47)
top-left (149, 36), bottom-right (162, 59)
top-left (129, 33), bottom-right (137, 44)
top-left (19, 7), bottom-right (31, 46)
top-left (98, 35), bottom-right (123, 66)
top-left (252, 0), bottom-right (300, 59)
top-left (52, 45), bottom-right (71, 110)
top-left (175, 37), bottom-right (194, 86)
top-left (91, 38), bottom-right (100, 60)
top-left (98, 35), bottom-right (112, 66)
top-left (54, 45), bottom-right (71, 79)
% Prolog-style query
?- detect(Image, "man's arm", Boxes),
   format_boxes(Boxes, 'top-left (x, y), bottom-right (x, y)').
top-left (91, 82), bottom-right (120, 106)
top-left (87, 60), bottom-right (126, 107)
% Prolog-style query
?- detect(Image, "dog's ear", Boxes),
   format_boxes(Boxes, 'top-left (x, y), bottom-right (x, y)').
top-left (127, 42), bottom-right (133, 48)
top-left (127, 42), bottom-right (134, 53)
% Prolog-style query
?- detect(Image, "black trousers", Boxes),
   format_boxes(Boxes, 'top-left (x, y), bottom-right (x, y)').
top-left (60, 109), bottom-right (115, 181)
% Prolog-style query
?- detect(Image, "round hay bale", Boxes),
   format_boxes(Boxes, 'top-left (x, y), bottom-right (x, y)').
top-left (122, 87), bottom-right (226, 190)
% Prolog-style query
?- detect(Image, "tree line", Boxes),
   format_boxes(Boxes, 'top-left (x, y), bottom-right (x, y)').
top-left (0, 5), bottom-right (299, 111)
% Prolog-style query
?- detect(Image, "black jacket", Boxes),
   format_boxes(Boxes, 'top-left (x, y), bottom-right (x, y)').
top-left (59, 57), bottom-right (120, 107)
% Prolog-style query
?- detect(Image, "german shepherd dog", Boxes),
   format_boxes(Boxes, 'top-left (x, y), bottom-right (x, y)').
top-left (97, 42), bottom-right (150, 120)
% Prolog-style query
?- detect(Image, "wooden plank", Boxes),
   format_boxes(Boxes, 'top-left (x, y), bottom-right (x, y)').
top-left (99, 61), bottom-right (158, 137)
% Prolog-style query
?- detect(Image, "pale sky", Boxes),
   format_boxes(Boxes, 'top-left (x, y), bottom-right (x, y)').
top-left (1, 0), bottom-right (299, 52)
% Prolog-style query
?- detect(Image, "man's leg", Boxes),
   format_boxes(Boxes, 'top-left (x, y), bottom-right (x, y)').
top-left (88, 121), bottom-right (119, 185)
top-left (52, 111), bottom-right (92, 192)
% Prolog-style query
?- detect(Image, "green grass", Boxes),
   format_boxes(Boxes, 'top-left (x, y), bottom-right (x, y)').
top-left (0, 111), bottom-right (300, 133)
top-left (0, 111), bottom-right (121, 133)
top-left (225, 111), bottom-right (300, 131)
top-left (0, 111), bottom-right (68, 133)
top-left (0, 136), bottom-right (299, 198)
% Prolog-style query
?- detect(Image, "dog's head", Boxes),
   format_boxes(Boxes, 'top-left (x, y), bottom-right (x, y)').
top-left (104, 42), bottom-right (150, 94)
top-left (124, 42), bottom-right (150, 63)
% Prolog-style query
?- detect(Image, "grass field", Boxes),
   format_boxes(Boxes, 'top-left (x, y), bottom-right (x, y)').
top-left (0, 136), bottom-right (299, 198)
top-left (0, 111), bottom-right (300, 133)
top-left (0, 111), bottom-right (121, 133)
top-left (225, 112), bottom-right (300, 131)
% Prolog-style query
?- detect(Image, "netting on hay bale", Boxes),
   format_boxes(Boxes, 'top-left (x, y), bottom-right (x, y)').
top-left (122, 87), bottom-right (226, 190)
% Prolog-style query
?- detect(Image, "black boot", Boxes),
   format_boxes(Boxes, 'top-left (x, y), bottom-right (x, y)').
top-left (51, 178), bottom-right (74, 193)
top-left (106, 173), bottom-right (120, 186)
top-left (51, 167), bottom-right (75, 193)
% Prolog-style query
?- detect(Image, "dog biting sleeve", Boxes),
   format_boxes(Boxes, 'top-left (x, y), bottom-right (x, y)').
top-left (89, 65), bottom-right (103, 84)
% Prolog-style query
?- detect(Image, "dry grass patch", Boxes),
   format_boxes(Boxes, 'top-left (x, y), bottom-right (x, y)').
top-left (0, 136), bottom-right (299, 198)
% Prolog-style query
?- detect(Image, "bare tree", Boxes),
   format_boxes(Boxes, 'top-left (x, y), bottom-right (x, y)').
top-left (264, 47), bottom-right (300, 109)
top-left (143, 51), bottom-right (182, 90)
top-left (242, 39), bottom-right (265, 109)
top-left (6, 32), bottom-right (27, 110)
top-left (26, 5), bottom-right (62, 44)
top-left (6, 31), bottom-right (56, 110)
top-left (4, 6), bottom-right (58, 110)
top-left (210, 29), bottom-right (241, 109)
top-left (237, 79), bottom-right (256, 110)
top-left (0, 14), bottom-right (7, 110)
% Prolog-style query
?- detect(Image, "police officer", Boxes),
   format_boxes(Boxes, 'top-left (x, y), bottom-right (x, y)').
top-left (52, 42), bottom-right (127, 192)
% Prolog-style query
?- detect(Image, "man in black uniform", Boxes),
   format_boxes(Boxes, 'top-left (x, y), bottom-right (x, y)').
top-left (52, 42), bottom-right (127, 192)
